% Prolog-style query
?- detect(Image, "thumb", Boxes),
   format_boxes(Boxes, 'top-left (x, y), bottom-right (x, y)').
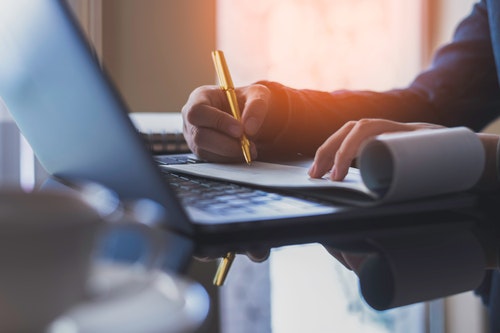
top-left (240, 84), bottom-right (271, 137)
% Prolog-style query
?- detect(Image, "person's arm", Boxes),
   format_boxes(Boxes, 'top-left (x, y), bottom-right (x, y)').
top-left (255, 1), bottom-right (500, 158)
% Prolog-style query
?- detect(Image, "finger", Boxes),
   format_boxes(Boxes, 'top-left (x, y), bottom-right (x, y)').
top-left (240, 84), bottom-right (271, 137)
top-left (184, 104), bottom-right (243, 139)
top-left (186, 125), bottom-right (249, 162)
top-left (308, 121), bottom-right (356, 178)
top-left (323, 246), bottom-right (352, 270)
top-left (323, 246), bottom-right (370, 274)
top-left (246, 249), bottom-right (271, 263)
top-left (408, 122), bottom-right (446, 131)
top-left (341, 253), bottom-right (369, 274)
top-left (182, 86), bottom-right (244, 139)
top-left (332, 119), bottom-right (412, 181)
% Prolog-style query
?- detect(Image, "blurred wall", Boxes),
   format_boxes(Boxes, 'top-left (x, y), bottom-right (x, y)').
top-left (100, 0), bottom-right (482, 114)
top-left (425, 0), bottom-right (478, 64)
top-left (101, 0), bottom-right (216, 113)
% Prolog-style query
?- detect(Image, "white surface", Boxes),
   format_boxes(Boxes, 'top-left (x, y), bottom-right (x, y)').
top-left (270, 244), bottom-right (425, 333)
top-left (362, 127), bottom-right (484, 203)
top-left (163, 162), bottom-right (366, 191)
top-left (445, 291), bottom-right (488, 333)
top-left (129, 112), bottom-right (183, 134)
top-left (164, 127), bottom-right (484, 205)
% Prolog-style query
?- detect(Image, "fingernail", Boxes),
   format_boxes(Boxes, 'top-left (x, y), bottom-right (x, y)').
top-left (331, 166), bottom-right (338, 180)
top-left (308, 164), bottom-right (317, 177)
top-left (245, 117), bottom-right (260, 136)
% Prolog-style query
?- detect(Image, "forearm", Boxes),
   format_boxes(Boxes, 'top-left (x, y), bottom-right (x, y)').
top-left (255, 81), bottom-right (440, 157)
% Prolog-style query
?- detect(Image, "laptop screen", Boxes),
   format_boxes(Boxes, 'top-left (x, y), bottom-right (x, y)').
top-left (0, 0), bottom-right (193, 235)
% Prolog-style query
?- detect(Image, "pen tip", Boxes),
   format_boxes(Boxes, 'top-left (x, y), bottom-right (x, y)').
top-left (242, 148), bottom-right (252, 165)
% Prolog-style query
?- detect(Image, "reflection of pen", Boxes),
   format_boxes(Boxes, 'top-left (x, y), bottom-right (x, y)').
top-left (213, 252), bottom-right (235, 286)
top-left (211, 50), bottom-right (252, 164)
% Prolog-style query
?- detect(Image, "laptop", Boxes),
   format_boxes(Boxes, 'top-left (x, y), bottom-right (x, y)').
top-left (0, 0), bottom-right (478, 264)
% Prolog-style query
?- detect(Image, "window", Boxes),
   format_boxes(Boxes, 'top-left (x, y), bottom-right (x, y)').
top-left (216, 1), bottom-right (427, 332)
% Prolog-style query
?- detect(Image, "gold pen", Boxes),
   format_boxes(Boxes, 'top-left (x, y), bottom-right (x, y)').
top-left (211, 50), bottom-right (252, 164)
top-left (211, 50), bottom-right (249, 286)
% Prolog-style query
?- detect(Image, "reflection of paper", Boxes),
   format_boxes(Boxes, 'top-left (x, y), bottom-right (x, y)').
top-left (358, 229), bottom-right (486, 310)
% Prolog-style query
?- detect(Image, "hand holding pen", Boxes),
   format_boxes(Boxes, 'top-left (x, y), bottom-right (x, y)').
top-left (181, 55), bottom-right (272, 163)
top-left (211, 50), bottom-right (252, 164)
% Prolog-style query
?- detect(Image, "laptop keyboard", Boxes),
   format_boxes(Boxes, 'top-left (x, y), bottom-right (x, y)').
top-left (154, 153), bottom-right (202, 165)
top-left (161, 170), bottom-right (336, 223)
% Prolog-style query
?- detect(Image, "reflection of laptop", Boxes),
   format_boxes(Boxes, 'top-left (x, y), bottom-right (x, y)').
top-left (0, 1), bottom-right (478, 261)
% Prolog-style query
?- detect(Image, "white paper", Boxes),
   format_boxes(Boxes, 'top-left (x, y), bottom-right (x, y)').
top-left (162, 127), bottom-right (485, 205)
top-left (359, 127), bottom-right (485, 203)
top-left (161, 162), bottom-right (373, 194)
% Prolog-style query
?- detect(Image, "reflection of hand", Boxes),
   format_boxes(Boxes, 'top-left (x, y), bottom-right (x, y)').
top-left (308, 119), bottom-right (444, 181)
top-left (181, 84), bottom-right (272, 162)
top-left (322, 246), bottom-right (370, 275)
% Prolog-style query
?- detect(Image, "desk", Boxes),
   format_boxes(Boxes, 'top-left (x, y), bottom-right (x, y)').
top-left (39, 153), bottom-right (498, 332)
top-left (219, 243), bottom-right (485, 333)
top-left (217, 210), bottom-right (495, 332)
top-left (219, 244), bottom-right (425, 333)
